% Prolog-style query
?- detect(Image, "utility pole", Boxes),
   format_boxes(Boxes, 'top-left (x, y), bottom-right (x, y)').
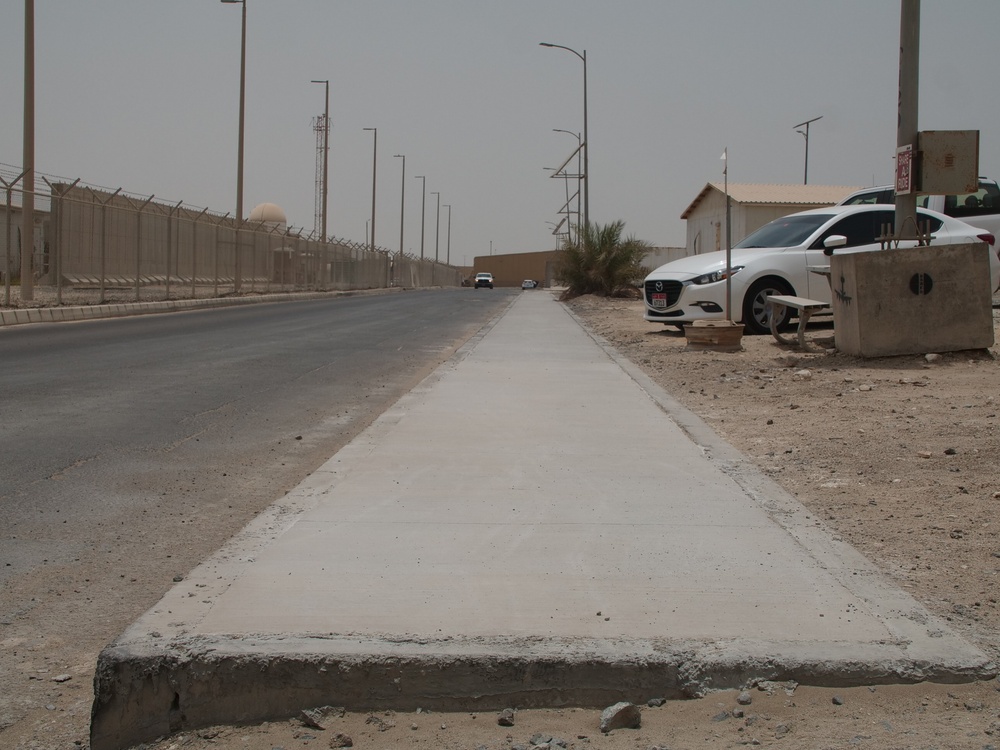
top-left (896, 0), bottom-right (920, 239)
top-left (21, 0), bottom-right (34, 300)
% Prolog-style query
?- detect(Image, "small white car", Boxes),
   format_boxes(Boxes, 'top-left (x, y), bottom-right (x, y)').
top-left (642, 204), bottom-right (1000, 334)
top-left (521, 279), bottom-right (537, 289)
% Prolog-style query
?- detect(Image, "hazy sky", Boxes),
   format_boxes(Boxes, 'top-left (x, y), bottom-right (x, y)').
top-left (1, 1), bottom-right (997, 265)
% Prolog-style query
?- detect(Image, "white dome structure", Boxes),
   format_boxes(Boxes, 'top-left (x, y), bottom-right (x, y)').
top-left (248, 202), bottom-right (287, 231)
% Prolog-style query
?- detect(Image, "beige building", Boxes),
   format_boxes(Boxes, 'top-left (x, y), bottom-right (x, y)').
top-left (682, 183), bottom-right (861, 255)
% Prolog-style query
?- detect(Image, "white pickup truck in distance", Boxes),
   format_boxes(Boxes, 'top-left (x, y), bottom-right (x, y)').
top-left (839, 178), bottom-right (1000, 240)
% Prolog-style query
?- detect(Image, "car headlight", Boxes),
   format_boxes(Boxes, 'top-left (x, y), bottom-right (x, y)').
top-left (690, 266), bottom-right (744, 285)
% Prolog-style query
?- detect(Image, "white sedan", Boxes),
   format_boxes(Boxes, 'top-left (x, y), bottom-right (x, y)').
top-left (643, 204), bottom-right (1000, 334)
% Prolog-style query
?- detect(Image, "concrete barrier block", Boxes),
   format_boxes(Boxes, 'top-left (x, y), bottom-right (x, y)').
top-left (831, 243), bottom-right (994, 357)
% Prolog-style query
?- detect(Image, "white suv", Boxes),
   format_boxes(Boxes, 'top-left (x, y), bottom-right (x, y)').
top-left (839, 178), bottom-right (1000, 239)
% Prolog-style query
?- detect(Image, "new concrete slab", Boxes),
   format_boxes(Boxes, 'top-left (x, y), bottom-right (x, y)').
top-left (91, 291), bottom-right (994, 750)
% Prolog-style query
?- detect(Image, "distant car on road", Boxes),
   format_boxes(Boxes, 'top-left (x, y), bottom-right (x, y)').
top-left (474, 272), bottom-right (494, 289)
top-left (642, 204), bottom-right (999, 334)
top-left (521, 279), bottom-right (538, 289)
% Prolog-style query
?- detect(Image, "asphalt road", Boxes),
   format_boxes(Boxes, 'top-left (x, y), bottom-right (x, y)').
top-left (0, 288), bottom-right (514, 584)
top-left (0, 287), bottom-right (514, 746)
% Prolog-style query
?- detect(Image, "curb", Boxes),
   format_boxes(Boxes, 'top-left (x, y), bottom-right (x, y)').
top-left (0, 287), bottom-right (407, 327)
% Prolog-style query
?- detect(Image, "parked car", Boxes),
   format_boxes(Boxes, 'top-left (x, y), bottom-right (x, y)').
top-left (474, 272), bottom-right (494, 289)
top-left (521, 279), bottom-right (538, 289)
top-left (642, 204), bottom-right (1000, 334)
top-left (839, 178), bottom-right (1000, 238)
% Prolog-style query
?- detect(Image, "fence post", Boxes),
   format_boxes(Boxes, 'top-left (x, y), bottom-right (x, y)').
top-left (42, 177), bottom-right (80, 305)
top-left (122, 194), bottom-right (155, 302)
top-left (190, 208), bottom-right (208, 300)
top-left (213, 212), bottom-right (228, 297)
top-left (91, 187), bottom-right (122, 304)
top-left (164, 199), bottom-right (182, 300)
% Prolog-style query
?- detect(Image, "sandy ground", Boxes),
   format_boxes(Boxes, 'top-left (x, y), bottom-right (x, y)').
top-left (4, 290), bottom-right (1000, 749)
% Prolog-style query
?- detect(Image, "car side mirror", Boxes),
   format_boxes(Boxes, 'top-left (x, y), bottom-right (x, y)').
top-left (822, 234), bottom-right (848, 256)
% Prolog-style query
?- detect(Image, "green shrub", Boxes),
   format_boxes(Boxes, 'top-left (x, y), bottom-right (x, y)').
top-left (555, 220), bottom-right (650, 299)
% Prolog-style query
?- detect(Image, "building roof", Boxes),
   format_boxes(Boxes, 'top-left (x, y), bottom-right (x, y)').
top-left (681, 183), bottom-right (862, 219)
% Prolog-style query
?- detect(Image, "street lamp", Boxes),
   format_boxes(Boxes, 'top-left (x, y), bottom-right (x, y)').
top-left (792, 115), bottom-right (822, 185)
top-left (415, 175), bottom-right (426, 260)
top-left (430, 191), bottom-right (441, 262)
top-left (443, 204), bottom-right (452, 265)
top-left (311, 79), bottom-right (329, 240)
top-left (221, 0), bottom-right (246, 291)
top-left (540, 42), bottom-right (588, 230)
top-left (21, 0), bottom-right (35, 301)
top-left (363, 127), bottom-right (377, 251)
top-left (393, 154), bottom-right (405, 261)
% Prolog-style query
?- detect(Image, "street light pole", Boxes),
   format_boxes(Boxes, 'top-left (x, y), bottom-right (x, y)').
top-left (363, 127), bottom-right (377, 251)
top-left (792, 115), bottom-right (822, 185)
top-left (21, 0), bottom-right (34, 301)
top-left (540, 42), bottom-right (588, 231)
top-left (311, 79), bottom-right (329, 240)
top-left (415, 175), bottom-right (426, 260)
top-left (221, 0), bottom-right (246, 291)
top-left (443, 204), bottom-right (451, 265)
top-left (430, 191), bottom-right (440, 262)
top-left (394, 154), bottom-right (405, 262)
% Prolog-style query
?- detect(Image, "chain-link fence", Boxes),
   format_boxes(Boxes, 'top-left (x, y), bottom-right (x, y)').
top-left (1, 166), bottom-right (463, 306)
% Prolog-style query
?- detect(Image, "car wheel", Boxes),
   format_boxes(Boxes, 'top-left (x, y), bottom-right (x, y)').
top-left (742, 278), bottom-right (793, 335)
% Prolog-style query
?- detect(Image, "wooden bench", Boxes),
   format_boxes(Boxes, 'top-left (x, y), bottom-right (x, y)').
top-left (764, 294), bottom-right (829, 351)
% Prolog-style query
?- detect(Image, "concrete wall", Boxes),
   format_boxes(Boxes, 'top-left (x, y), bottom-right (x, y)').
top-left (643, 247), bottom-right (689, 272)
top-left (830, 243), bottom-right (994, 357)
top-left (474, 247), bottom-right (688, 287)
top-left (472, 250), bottom-right (564, 287)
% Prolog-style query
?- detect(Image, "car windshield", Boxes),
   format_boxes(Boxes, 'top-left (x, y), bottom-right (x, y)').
top-left (733, 214), bottom-right (833, 249)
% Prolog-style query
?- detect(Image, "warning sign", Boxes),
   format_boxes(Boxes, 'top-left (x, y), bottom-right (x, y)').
top-left (895, 144), bottom-right (913, 195)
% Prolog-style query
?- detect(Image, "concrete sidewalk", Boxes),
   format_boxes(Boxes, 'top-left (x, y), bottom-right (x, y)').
top-left (91, 291), bottom-right (994, 750)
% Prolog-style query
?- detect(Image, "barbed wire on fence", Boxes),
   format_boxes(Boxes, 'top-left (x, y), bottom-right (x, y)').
top-left (1, 164), bottom-right (465, 305)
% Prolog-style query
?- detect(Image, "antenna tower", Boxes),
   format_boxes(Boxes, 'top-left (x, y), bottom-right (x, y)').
top-left (312, 114), bottom-right (329, 236)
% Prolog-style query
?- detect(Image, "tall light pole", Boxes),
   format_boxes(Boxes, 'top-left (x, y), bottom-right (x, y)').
top-left (415, 175), bottom-right (426, 260)
top-left (21, 0), bottom-right (34, 300)
top-left (792, 115), bottom-right (822, 185)
top-left (221, 0), bottom-right (246, 291)
top-left (363, 127), bottom-right (377, 251)
top-left (393, 154), bottom-right (405, 261)
top-left (430, 191), bottom-right (441, 262)
top-left (443, 204), bottom-right (452, 265)
top-left (540, 42), bottom-right (588, 230)
top-left (311, 79), bottom-right (329, 240)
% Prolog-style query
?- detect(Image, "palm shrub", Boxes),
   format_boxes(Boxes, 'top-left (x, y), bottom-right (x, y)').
top-left (555, 220), bottom-right (651, 298)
